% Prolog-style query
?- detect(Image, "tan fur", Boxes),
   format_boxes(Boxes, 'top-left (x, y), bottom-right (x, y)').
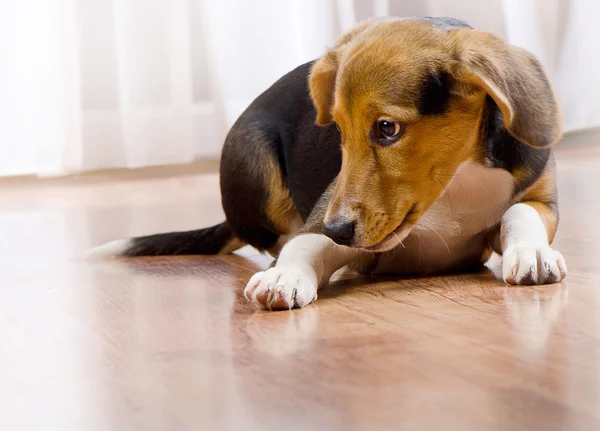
top-left (264, 156), bottom-right (301, 235)
top-left (219, 238), bottom-right (246, 255)
top-left (309, 19), bottom-right (382, 125)
top-left (309, 51), bottom-right (338, 126)
top-left (306, 19), bottom-right (560, 251)
top-left (518, 157), bottom-right (559, 242)
top-left (329, 98), bottom-right (485, 249)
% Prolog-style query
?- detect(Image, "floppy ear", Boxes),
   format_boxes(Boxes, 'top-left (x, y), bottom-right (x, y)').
top-left (309, 50), bottom-right (338, 126)
top-left (309, 19), bottom-right (380, 126)
top-left (453, 29), bottom-right (562, 148)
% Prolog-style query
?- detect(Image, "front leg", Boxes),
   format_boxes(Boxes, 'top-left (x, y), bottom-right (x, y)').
top-left (244, 234), bottom-right (364, 310)
top-left (494, 202), bottom-right (567, 285)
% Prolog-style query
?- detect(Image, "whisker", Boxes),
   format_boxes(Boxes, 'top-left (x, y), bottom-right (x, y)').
top-left (435, 177), bottom-right (454, 215)
top-left (392, 231), bottom-right (405, 249)
top-left (416, 222), bottom-right (451, 255)
top-left (415, 230), bottom-right (423, 271)
top-left (431, 227), bottom-right (451, 254)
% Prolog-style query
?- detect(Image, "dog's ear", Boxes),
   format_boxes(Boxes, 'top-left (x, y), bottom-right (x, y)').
top-left (309, 19), bottom-right (379, 126)
top-left (452, 29), bottom-right (561, 148)
top-left (309, 50), bottom-right (338, 126)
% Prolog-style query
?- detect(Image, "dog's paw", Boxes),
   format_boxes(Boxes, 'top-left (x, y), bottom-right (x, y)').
top-left (502, 245), bottom-right (567, 285)
top-left (244, 266), bottom-right (318, 310)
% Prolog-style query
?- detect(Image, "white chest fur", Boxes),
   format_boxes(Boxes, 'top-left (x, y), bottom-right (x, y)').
top-left (375, 161), bottom-right (515, 274)
top-left (419, 161), bottom-right (515, 238)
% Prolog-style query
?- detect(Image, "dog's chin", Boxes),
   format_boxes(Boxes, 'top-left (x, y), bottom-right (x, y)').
top-left (362, 225), bottom-right (412, 253)
top-left (360, 204), bottom-right (419, 253)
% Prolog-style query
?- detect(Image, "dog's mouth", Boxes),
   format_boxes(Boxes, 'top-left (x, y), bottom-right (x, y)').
top-left (365, 203), bottom-right (418, 252)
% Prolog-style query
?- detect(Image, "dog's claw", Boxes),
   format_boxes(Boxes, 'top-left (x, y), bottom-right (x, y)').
top-left (244, 267), bottom-right (318, 310)
top-left (502, 245), bottom-right (567, 285)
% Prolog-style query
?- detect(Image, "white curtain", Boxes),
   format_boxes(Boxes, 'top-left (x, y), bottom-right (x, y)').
top-left (0, 0), bottom-right (597, 178)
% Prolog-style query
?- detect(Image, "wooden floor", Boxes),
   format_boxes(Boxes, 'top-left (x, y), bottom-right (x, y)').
top-left (2, 133), bottom-right (600, 430)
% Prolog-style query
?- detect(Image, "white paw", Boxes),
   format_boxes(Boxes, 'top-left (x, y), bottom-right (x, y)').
top-left (244, 266), bottom-right (318, 310)
top-left (502, 245), bottom-right (567, 285)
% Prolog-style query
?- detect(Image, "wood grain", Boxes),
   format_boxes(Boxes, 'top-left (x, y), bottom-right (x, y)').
top-left (1, 132), bottom-right (599, 430)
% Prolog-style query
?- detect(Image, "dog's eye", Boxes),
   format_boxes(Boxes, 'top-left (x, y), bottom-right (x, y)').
top-left (374, 120), bottom-right (405, 145)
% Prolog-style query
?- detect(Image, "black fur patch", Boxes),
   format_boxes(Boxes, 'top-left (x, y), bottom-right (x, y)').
top-left (481, 96), bottom-right (551, 194)
top-left (123, 222), bottom-right (235, 256)
top-left (219, 122), bottom-right (281, 250)
top-left (220, 61), bottom-right (342, 232)
top-left (416, 71), bottom-right (452, 116)
top-left (416, 16), bottom-right (472, 29)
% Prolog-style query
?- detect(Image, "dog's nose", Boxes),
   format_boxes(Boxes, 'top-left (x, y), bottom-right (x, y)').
top-left (323, 219), bottom-right (355, 245)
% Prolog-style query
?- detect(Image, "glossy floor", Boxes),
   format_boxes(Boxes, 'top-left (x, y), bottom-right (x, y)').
top-left (1, 135), bottom-right (600, 430)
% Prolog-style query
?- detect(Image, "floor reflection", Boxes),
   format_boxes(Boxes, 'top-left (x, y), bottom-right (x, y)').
top-left (503, 283), bottom-right (569, 358)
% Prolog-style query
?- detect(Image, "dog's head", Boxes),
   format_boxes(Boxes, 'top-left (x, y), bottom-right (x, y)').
top-left (309, 17), bottom-right (561, 251)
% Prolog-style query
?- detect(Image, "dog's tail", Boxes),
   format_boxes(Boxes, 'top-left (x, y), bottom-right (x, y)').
top-left (86, 221), bottom-right (244, 259)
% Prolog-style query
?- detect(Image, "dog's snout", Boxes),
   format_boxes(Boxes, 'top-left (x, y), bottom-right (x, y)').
top-left (323, 219), bottom-right (355, 245)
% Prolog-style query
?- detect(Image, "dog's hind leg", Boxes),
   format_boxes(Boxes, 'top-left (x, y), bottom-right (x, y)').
top-left (220, 123), bottom-right (303, 255)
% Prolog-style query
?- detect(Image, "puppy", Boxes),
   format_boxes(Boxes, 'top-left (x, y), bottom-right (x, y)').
top-left (91, 17), bottom-right (567, 310)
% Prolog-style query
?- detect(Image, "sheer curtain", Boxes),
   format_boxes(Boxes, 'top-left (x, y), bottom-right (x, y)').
top-left (0, 0), bottom-right (598, 178)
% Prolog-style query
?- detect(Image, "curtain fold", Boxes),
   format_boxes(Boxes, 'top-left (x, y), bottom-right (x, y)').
top-left (0, 0), bottom-right (597, 177)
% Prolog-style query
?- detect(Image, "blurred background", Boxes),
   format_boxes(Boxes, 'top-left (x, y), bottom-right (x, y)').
top-left (0, 0), bottom-right (597, 178)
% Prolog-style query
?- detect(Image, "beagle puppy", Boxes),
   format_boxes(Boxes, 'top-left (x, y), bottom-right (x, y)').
top-left (91, 17), bottom-right (567, 310)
